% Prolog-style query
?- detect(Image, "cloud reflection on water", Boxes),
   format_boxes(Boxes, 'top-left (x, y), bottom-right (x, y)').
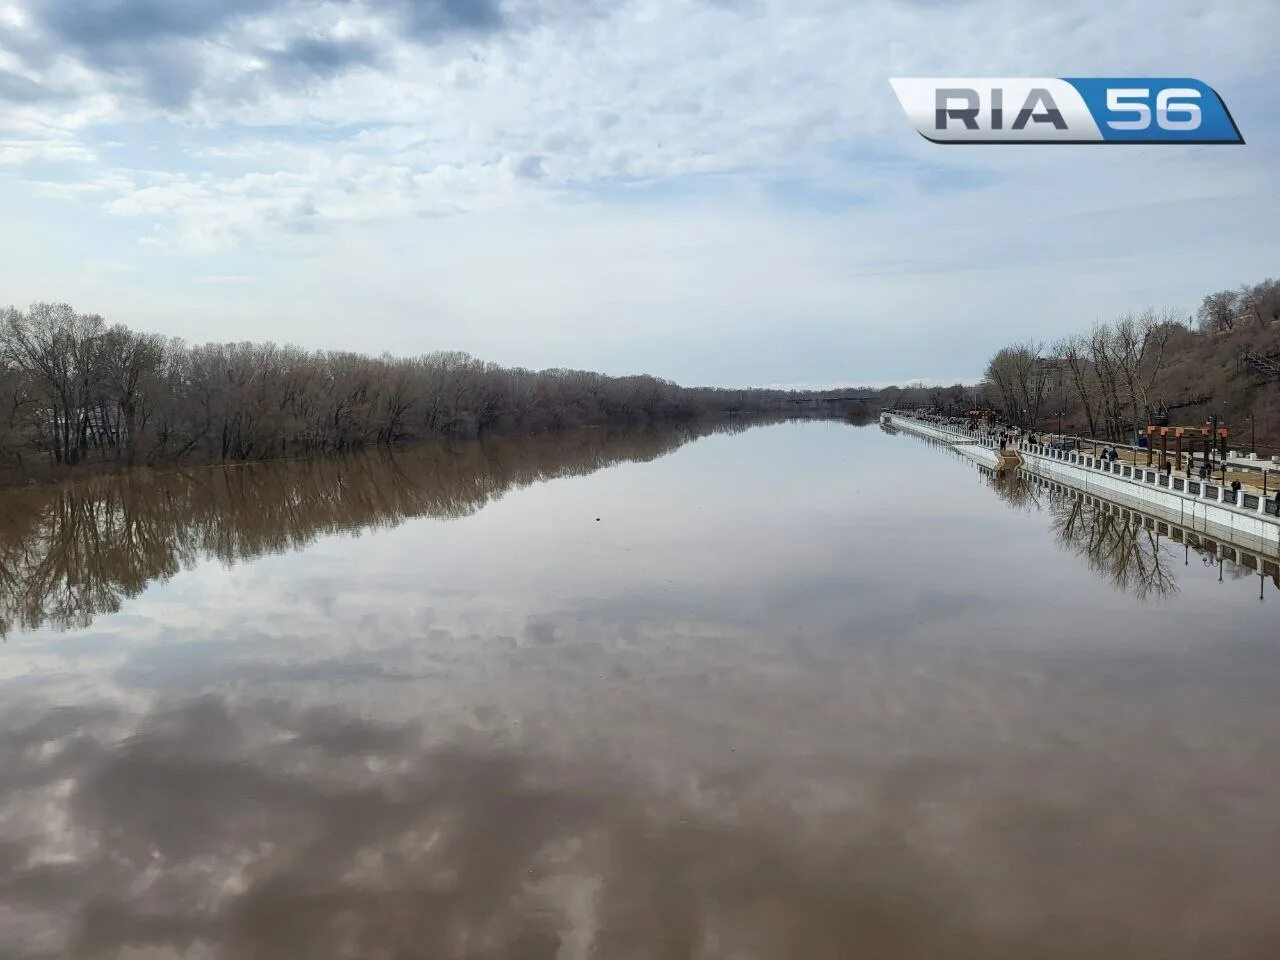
top-left (3, 423), bottom-right (1280, 958)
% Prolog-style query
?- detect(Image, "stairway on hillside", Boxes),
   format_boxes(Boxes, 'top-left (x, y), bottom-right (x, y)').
top-left (1239, 350), bottom-right (1280, 381)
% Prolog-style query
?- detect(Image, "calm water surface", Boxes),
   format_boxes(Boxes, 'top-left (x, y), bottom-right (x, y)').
top-left (3, 420), bottom-right (1279, 959)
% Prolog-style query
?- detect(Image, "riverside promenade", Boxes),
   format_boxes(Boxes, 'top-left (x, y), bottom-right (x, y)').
top-left (885, 412), bottom-right (1280, 555)
top-left (881, 414), bottom-right (1002, 469)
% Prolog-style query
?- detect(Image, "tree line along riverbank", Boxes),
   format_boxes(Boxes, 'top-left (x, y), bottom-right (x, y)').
top-left (877, 277), bottom-right (1280, 457)
top-left (979, 278), bottom-right (1280, 450)
top-left (0, 303), bottom-right (862, 487)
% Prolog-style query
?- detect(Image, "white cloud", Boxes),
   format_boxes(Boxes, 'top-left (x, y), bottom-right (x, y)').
top-left (0, 0), bottom-right (1277, 384)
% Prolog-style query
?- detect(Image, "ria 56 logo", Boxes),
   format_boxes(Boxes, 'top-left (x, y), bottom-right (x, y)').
top-left (890, 78), bottom-right (1243, 143)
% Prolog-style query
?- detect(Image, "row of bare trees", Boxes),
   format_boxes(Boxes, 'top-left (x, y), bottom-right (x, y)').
top-left (1054, 310), bottom-right (1178, 439)
top-left (983, 309), bottom-right (1180, 440)
top-left (983, 341), bottom-right (1052, 429)
top-left (0, 303), bottom-right (822, 478)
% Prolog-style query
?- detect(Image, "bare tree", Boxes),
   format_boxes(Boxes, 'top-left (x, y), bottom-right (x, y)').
top-left (984, 341), bottom-right (1048, 427)
top-left (0, 304), bottom-right (107, 465)
top-left (1238, 279), bottom-right (1280, 327)
top-left (1086, 323), bottom-right (1129, 440)
top-left (1111, 309), bottom-right (1175, 431)
top-left (1055, 334), bottom-right (1099, 438)
top-left (99, 326), bottom-right (167, 465)
top-left (1197, 290), bottom-right (1240, 333)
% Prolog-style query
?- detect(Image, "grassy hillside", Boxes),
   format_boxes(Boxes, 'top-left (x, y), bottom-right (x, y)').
top-left (1151, 321), bottom-right (1280, 453)
top-left (961, 278), bottom-right (1280, 457)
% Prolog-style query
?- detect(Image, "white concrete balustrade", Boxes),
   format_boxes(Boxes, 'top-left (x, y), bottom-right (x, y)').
top-left (884, 412), bottom-right (1280, 552)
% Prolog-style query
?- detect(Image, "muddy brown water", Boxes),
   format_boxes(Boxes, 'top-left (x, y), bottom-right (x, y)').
top-left (2, 420), bottom-right (1279, 959)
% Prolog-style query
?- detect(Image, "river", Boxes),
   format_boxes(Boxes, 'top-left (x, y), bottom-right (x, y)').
top-left (2, 419), bottom-right (1279, 958)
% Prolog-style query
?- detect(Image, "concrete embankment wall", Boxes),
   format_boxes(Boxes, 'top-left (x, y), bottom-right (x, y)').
top-left (884, 415), bottom-right (1000, 469)
top-left (886, 413), bottom-right (1280, 556)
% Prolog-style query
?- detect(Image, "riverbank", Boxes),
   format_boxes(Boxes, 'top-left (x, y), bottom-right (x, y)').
top-left (885, 412), bottom-right (1280, 555)
top-left (882, 413), bottom-right (1001, 469)
top-left (0, 412), bottom-right (830, 492)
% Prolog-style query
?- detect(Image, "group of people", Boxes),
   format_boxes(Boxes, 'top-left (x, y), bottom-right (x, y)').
top-left (902, 409), bottom-right (1280, 504)
top-left (1106, 447), bottom-right (1251, 495)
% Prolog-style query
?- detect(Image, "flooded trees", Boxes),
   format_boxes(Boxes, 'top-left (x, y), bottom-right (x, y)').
top-left (0, 420), bottom-right (745, 636)
top-left (0, 352), bottom-right (36, 471)
top-left (98, 325), bottom-right (167, 466)
top-left (0, 304), bottom-right (111, 465)
top-left (0, 303), bottom-right (823, 481)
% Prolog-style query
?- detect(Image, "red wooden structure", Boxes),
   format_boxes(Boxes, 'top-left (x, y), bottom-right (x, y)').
top-left (1145, 424), bottom-right (1228, 468)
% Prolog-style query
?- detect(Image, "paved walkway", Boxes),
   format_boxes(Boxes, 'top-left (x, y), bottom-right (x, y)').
top-left (1033, 436), bottom-right (1278, 498)
top-left (891, 415), bottom-right (1279, 498)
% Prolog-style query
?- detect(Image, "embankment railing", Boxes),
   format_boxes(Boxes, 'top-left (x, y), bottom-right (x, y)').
top-left (888, 412), bottom-right (1280, 524)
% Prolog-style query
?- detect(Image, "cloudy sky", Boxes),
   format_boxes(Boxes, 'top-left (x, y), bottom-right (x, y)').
top-left (1, 0), bottom-right (1277, 387)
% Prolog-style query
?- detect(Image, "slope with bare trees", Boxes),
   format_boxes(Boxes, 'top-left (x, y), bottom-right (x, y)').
top-left (978, 277), bottom-right (1280, 451)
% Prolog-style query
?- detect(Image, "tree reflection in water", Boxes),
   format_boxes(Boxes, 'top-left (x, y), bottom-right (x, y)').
top-left (0, 421), bottom-right (751, 638)
top-left (984, 469), bottom-right (1280, 601)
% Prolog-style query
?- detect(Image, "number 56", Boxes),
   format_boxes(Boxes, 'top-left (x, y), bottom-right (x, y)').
top-left (1107, 88), bottom-right (1201, 130)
